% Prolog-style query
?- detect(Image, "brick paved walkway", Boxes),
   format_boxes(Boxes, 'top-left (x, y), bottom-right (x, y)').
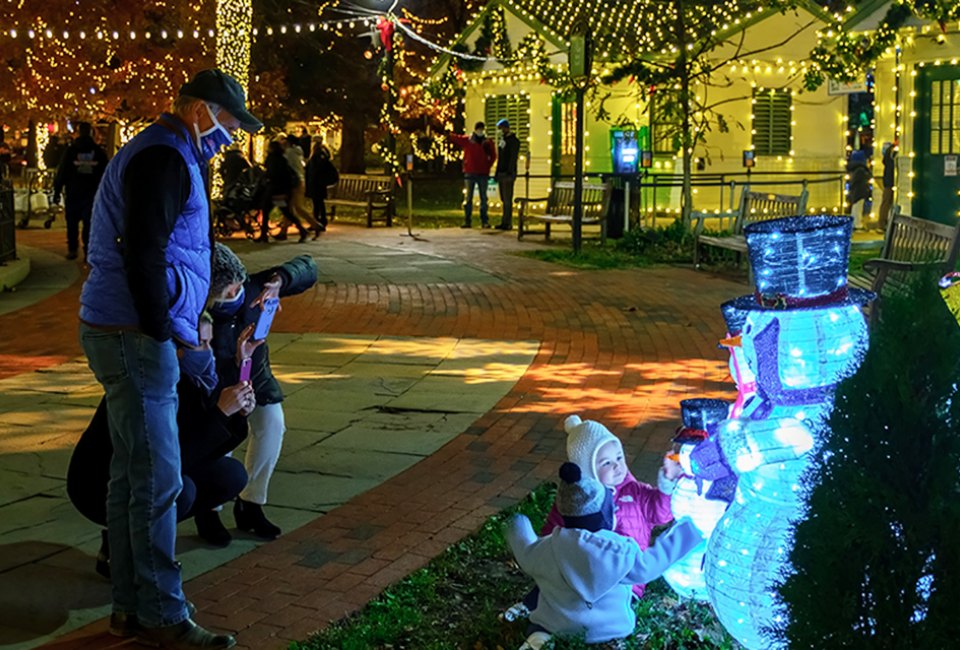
top-left (4, 225), bottom-right (746, 649)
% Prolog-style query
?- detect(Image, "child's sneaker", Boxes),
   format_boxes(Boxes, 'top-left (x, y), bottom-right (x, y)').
top-left (519, 631), bottom-right (551, 650)
top-left (498, 601), bottom-right (531, 622)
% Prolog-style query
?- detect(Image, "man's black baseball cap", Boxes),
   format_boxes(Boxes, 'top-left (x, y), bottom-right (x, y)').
top-left (179, 69), bottom-right (262, 133)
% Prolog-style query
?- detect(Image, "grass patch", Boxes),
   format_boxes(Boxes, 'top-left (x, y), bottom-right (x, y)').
top-left (518, 245), bottom-right (655, 270)
top-left (291, 484), bottom-right (736, 650)
top-left (847, 246), bottom-right (883, 276)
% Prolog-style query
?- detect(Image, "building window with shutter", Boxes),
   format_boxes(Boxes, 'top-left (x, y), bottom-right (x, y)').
top-left (561, 101), bottom-right (577, 156)
top-left (484, 94), bottom-right (530, 156)
top-left (650, 93), bottom-right (682, 154)
top-left (752, 89), bottom-right (792, 156)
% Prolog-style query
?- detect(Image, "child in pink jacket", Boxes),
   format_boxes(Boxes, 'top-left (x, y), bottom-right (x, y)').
top-left (503, 415), bottom-right (682, 625)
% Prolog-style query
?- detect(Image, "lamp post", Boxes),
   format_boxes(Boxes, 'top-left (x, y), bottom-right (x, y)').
top-left (569, 19), bottom-right (592, 254)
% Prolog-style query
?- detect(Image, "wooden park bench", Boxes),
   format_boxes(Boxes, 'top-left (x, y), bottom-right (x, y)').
top-left (516, 180), bottom-right (612, 243)
top-left (849, 209), bottom-right (960, 327)
top-left (326, 173), bottom-right (395, 227)
top-left (692, 186), bottom-right (809, 277)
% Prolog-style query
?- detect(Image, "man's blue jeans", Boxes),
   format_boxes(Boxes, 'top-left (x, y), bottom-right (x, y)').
top-left (80, 324), bottom-right (189, 628)
top-left (463, 174), bottom-right (489, 226)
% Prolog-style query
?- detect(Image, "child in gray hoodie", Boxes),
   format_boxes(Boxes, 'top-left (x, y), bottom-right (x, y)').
top-left (506, 462), bottom-right (703, 649)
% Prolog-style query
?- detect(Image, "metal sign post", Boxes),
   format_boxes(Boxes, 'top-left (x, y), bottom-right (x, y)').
top-left (569, 20), bottom-right (592, 255)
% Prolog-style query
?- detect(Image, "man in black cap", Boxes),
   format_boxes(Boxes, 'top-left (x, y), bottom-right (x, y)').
top-left (78, 69), bottom-right (260, 650)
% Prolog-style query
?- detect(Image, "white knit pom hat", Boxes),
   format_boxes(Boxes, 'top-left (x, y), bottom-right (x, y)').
top-left (565, 415), bottom-right (622, 482)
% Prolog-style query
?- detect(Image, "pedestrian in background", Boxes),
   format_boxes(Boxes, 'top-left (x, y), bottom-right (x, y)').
top-left (53, 122), bottom-right (108, 260)
top-left (282, 134), bottom-right (323, 239)
top-left (305, 136), bottom-right (339, 233)
top-left (877, 142), bottom-right (896, 233)
top-left (847, 150), bottom-right (872, 230)
top-left (448, 121), bottom-right (496, 229)
top-left (494, 118), bottom-right (521, 231)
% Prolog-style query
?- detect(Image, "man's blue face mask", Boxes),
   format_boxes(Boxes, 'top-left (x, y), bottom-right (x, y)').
top-left (194, 103), bottom-right (234, 160)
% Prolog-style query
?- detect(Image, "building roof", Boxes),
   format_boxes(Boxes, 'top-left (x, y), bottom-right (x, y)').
top-left (432, 0), bottom-right (833, 75)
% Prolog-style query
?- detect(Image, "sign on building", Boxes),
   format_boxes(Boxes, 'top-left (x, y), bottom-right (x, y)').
top-left (828, 79), bottom-right (868, 95)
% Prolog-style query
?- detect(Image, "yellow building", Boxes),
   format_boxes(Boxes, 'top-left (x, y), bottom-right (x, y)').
top-left (430, 0), bottom-right (852, 220)
top-left (852, 1), bottom-right (960, 225)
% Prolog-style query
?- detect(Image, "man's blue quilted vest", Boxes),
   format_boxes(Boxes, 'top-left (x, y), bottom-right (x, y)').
top-left (80, 115), bottom-right (211, 346)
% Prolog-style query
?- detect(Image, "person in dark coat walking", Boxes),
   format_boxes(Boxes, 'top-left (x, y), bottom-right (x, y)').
top-left (208, 244), bottom-right (318, 539)
top-left (847, 149), bottom-right (872, 230)
top-left (43, 134), bottom-right (67, 169)
top-left (877, 142), bottom-right (896, 232)
top-left (304, 137), bottom-right (339, 232)
top-left (53, 122), bottom-right (108, 260)
top-left (494, 119), bottom-right (521, 230)
top-left (219, 145), bottom-right (251, 190)
top-left (258, 140), bottom-right (308, 242)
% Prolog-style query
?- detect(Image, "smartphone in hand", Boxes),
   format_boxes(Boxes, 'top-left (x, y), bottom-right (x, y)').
top-left (253, 297), bottom-right (280, 340)
top-left (239, 357), bottom-right (253, 383)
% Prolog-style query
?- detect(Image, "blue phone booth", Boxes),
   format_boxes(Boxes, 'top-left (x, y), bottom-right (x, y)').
top-left (610, 127), bottom-right (640, 174)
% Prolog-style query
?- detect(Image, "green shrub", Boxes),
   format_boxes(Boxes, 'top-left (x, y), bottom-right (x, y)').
top-left (773, 275), bottom-right (960, 648)
top-left (615, 219), bottom-right (693, 263)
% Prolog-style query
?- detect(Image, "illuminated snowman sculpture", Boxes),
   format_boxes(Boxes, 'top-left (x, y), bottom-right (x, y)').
top-left (661, 398), bottom-right (732, 600)
top-left (694, 216), bottom-right (873, 650)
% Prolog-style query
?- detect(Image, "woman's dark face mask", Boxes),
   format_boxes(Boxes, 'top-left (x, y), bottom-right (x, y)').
top-left (211, 286), bottom-right (245, 316)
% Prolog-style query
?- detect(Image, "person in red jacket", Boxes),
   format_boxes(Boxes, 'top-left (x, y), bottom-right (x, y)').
top-left (448, 121), bottom-right (497, 228)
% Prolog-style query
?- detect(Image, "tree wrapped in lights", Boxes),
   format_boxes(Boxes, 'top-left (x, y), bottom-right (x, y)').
top-left (0, 0), bottom-right (213, 126)
top-left (771, 271), bottom-right (960, 647)
top-left (805, 0), bottom-right (960, 91)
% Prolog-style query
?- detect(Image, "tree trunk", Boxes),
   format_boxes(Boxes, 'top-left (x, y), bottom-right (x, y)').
top-left (340, 112), bottom-right (367, 174)
top-left (677, 0), bottom-right (693, 227)
top-left (680, 71), bottom-right (693, 228)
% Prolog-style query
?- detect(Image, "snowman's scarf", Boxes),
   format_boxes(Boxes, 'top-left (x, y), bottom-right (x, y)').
top-left (728, 342), bottom-right (757, 419)
top-left (750, 318), bottom-right (838, 420)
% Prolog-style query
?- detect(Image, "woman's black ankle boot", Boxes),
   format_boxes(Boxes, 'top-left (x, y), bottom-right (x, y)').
top-left (234, 498), bottom-right (281, 540)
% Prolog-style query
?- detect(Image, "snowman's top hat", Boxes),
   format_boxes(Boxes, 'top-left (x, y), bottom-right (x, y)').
top-left (744, 215), bottom-right (874, 310)
top-left (673, 398), bottom-right (731, 444)
top-left (720, 295), bottom-right (755, 335)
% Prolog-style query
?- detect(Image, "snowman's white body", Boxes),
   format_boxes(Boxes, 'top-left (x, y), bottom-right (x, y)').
top-left (703, 305), bottom-right (869, 650)
top-left (662, 450), bottom-right (729, 600)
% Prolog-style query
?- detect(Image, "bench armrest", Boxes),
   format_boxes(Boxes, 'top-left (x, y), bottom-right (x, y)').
top-left (691, 209), bottom-right (739, 236)
top-left (516, 196), bottom-right (550, 204)
top-left (861, 259), bottom-right (943, 274)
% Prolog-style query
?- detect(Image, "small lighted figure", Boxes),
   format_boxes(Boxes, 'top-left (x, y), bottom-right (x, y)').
top-left (939, 272), bottom-right (960, 328)
top-left (661, 399), bottom-right (731, 601)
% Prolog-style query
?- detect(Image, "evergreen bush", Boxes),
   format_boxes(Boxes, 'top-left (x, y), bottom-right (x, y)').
top-left (772, 274), bottom-right (960, 647)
